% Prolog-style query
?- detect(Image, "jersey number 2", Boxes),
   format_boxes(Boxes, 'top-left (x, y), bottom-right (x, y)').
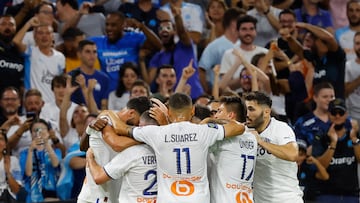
top-left (143, 169), bottom-right (157, 196)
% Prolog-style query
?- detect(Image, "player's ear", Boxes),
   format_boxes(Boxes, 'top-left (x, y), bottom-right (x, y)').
top-left (191, 106), bottom-right (195, 117)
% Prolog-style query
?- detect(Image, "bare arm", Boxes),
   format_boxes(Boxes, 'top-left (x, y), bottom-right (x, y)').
top-left (219, 55), bottom-right (242, 90)
top-left (307, 156), bottom-right (329, 180)
top-left (345, 76), bottom-right (360, 98)
top-left (316, 124), bottom-right (338, 168)
top-left (171, 6), bottom-right (192, 46)
top-left (13, 17), bottom-right (41, 53)
top-left (86, 148), bottom-right (111, 185)
top-left (25, 144), bottom-right (34, 177)
top-left (296, 22), bottom-right (338, 52)
top-left (257, 138), bottom-right (299, 162)
top-left (175, 59), bottom-right (195, 93)
top-left (102, 125), bottom-right (141, 152)
top-left (8, 119), bottom-right (32, 151)
top-left (4, 156), bottom-right (21, 194)
top-left (212, 65), bottom-right (220, 100)
top-left (69, 156), bottom-right (86, 169)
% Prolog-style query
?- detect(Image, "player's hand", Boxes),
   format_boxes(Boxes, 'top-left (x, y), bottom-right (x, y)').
top-left (89, 118), bottom-right (108, 131)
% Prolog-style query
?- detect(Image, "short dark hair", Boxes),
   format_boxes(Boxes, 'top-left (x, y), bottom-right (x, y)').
top-left (140, 110), bottom-right (159, 126)
top-left (62, 27), bottom-right (84, 41)
top-left (78, 39), bottom-right (96, 52)
top-left (244, 91), bottom-right (272, 108)
top-left (127, 96), bottom-right (152, 116)
top-left (168, 93), bottom-right (192, 110)
top-left (220, 95), bottom-right (246, 122)
top-left (222, 8), bottom-right (245, 29)
top-left (236, 15), bottom-right (257, 30)
top-left (51, 74), bottom-right (67, 90)
top-left (279, 8), bottom-right (296, 19)
top-left (107, 11), bottom-right (126, 22)
top-left (57, 0), bottom-right (79, 10)
top-left (194, 104), bottom-right (211, 120)
top-left (313, 82), bottom-right (334, 96)
top-left (347, 0), bottom-right (360, 10)
top-left (30, 118), bottom-right (50, 133)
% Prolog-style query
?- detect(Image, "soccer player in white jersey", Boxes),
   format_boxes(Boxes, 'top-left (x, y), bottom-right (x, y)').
top-left (86, 110), bottom-right (158, 203)
top-left (210, 95), bottom-right (257, 203)
top-left (244, 91), bottom-right (303, 203)
top-left (77, 97), bottom-right (152, 203)
top-left (102, 93), bottom-right (246, 203)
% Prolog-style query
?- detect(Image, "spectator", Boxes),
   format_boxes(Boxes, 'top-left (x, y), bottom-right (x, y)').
top-left (12, 17), bottom-right (65, 104)
top-left (0, 132), bottom-right (22, 203)
top-left (203, 0), bottom-right (228, 45)
top-left (247, 0), bottom-right (282, 47)
top-left (22, 2), bottom-right (61, 47)
top-left (220, 15), bottom-right (274, 93)
top-left (294, 82), bottom-right (335, 148)
top-left (296, 22), bottom-right (346, 99)
top-left (294, 0), bottom-right (334, 35)
top-left (159, 0), bottom-right (204, 45)
top-left (148, 6), bottom-right (204, 99)
top-left (56, 0), bottom-right (106, 37)
top-left (0, 15), bottom-right (24, 93)
top-left (19, 119), bottom-right (62, 203)
top-left (329, 0), bottom-right (349, 30)
top-left (199, 8), bottom-right (245, 94)
top-left (345, 31), bottom-right (360, 126)
top-left (40, 75), bottom-right (77, 144)
top-left (108, 62), bottom-right (140, 111)
top-left (296, 139), bottom-right (329, 201)
top-left (69, 39), bottom-right (110, 110)
top-left (151, 65), bottom-right (177, 103)
top-left (89, 12), bottom-right (161, 92)
top-left (129, 79), bottom-right (151, 99)
top-left (118, 0), bottom-right (160, 35)
top-left (56, 27), bottom-right (100, 72)
top-left (335, 0), bottom-right (360, 61)
top-left (311, 98), bottom-right (360, 202)
top-left (0, 87), bottom-right (21, 126)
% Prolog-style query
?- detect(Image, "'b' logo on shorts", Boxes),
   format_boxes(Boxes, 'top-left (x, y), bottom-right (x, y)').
top-left (170, 180), bottom-right (194, 196)
top-left (236, 191), bottom-right (253, 203)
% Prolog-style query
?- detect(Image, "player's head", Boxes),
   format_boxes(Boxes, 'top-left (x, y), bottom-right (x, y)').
top-left (168, 93), bottom-right (194, 122)
top-left (139, 110), bottom-right (159, 126)
top-left (120, 96), bottom-right (152, 126)
top-left (244, 91), bottom-right (272, 130)
top-left (215, 95), bottom-right (246, 122)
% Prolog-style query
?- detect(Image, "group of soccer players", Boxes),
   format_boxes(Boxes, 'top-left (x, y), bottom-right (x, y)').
top-left (77, 91), bottom-right (303, 203)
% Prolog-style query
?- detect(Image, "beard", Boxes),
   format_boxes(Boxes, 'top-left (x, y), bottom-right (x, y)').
top-left (247, 111), bottom-right (264, 129)
top-left (0, 32), bottom-right (14, 43)
top-left (355, 49), bottom-right (360, 59)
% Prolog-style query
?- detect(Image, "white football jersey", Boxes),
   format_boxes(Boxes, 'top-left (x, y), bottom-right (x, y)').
top-left (104, 144), bottom-right (157, 203)
top-left (77, 116), bottom-right (120, 203)
top-left (209, 131), bottom-right (257, 203)
top-left (133, 121), bottom-right (225, 203)
top-left (253, 118), bottom-right (303, 203)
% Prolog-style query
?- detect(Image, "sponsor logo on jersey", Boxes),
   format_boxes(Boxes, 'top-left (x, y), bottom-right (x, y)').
top-left (171, 180), bottom-right (194, 196)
